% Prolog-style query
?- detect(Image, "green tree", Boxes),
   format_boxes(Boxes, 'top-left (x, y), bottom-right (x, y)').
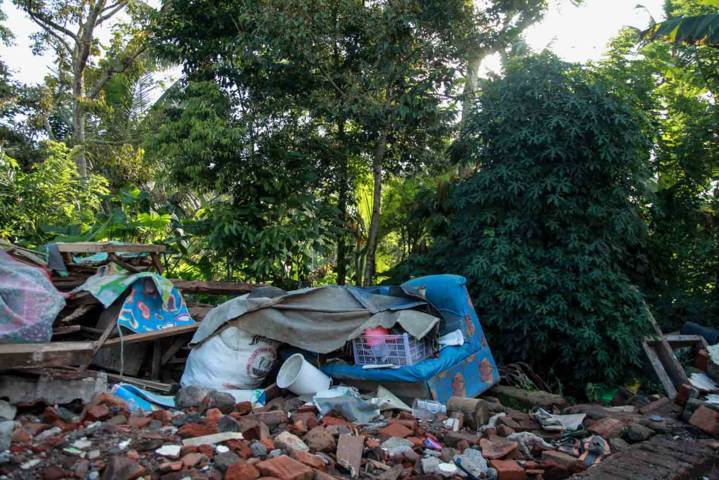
top-left (14, 0), bottom-right (154, 178)
top-left (399, 54), bottom-right (653, 386)
top-left (607, 1), bottom-right (719, 329)
top-left (152, 0), bottom-right (547, 286)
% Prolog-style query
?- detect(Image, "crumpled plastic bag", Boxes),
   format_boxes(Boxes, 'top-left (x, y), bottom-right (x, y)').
top-left (0, 250), bottom-right (65, 343)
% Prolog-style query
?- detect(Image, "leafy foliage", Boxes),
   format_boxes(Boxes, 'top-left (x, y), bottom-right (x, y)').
top-left (0, 141), bottom-right (108, 245)
top-left (398, 54), bottom-right (653, 386)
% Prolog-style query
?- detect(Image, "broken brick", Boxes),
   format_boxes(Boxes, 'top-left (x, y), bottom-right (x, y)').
top-left (291, 450), bottom-right (325, 469)
top-left (128, 415), bottom-right (152, 429)
top-left (177, 422), bottom-right (219, 438)
top-left (689, 405), bottom-right (719, 437)
top-left (236, 402), bottom-right (253, 416)
top-left (336, 434), bottom-right (364, 478)
top-left (587, 417), bottom-right (625, 439)
top-left (303, 426), bottom-right (336, 453)
top-left (100, 456), bottom-right (145, 480)
top-left (379, 422), bottom-right (412, 438)
top-left (226, 462), bottom-right (261, 480)
top-left (490, 459), bottom-right (526, 480)
top-left (480, 437), bottom-right (519, 460)
top-left (256, 455), bottom-right (313, 480)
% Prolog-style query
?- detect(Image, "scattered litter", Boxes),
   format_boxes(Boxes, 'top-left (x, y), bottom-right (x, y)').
top-left (182, 432), bottom-right (245, 447)
top-left (533, 407), bottom-right (586, 431)
top-left (689, 372), bottom-right (719, 392)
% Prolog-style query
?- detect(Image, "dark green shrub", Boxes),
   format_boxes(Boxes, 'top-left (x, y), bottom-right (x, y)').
top-left (401, 54), bottom-right (653, 386)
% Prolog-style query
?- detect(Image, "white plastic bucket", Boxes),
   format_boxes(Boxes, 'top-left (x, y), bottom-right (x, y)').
top-left (276, 353), bottom-right (331, 396)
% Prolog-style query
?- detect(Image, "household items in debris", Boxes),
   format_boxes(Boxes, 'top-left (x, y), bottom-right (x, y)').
top-left (183, 274), bottom-right (499, 403)
top-left (276, 353), bottom-right (331, 396)
top-left (0, 250), bottom-right (65, 343)
top-left (182, 324), bottom-right (279, 391)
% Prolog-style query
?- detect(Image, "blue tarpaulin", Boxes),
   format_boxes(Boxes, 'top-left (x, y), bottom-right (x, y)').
top-left (323, 275), bottom-right (498, 402)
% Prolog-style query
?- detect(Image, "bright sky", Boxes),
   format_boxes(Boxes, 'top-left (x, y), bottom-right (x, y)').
top-left (0, 0), bottom-right (666, 86)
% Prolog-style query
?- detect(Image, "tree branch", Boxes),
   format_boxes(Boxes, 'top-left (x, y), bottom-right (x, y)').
top-left (24, 1), bottom-right (78, 41)
top-left (97, 1), bottom-right (128, 25)
top-left (87, 45), bottom-right (147, 99)
top-left (28, 15), bottom-right (74, 55)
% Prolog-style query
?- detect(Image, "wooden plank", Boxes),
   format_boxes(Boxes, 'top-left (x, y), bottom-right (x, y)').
top-left (52, 325), bottom-right (82, 336)
top-left (0, 342), bottom-right (94, 370)
top-left (161, 336), bottom-right (188, 365)
top-left (644, 307), bottom-right (688, 389)
top-left (57, 304), bottom-right (96, 324)
top-left (188, 306), bottom-right (211, 320)
top-left (55, 242), bottom-right (166, 254)
top-left (647, 334), bottom-right (710, 350)
top-left (103, 372), bottom-right (173, 393)
top-left (102, 324), bottom-right (198, 347)
top-left (151, 341), bottom-right (162, 380)
top-left (642, 340), bottom-right (677, 399)
top-left (172, 279), bottom-right (259, 295)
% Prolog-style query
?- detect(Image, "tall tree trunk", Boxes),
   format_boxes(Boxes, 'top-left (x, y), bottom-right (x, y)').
top-left (335, 119), bottom-right (349, 285)
top-left (459, 53), bottom-right (483, 129)
top-left (72, 61), bottom-right (87, 180)
top-left (363, 128), bottom-right (388, 286)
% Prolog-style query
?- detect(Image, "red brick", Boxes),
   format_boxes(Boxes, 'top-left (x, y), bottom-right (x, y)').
top-left (181, 452), bottom-right (206, 468)
top-left (84, 404), bottom-right (110, 421)
top-left (206, 408), bottom-right (223, 423)
top-left (236, 401), bottom-right (253, 416)
top-left (675, 384), bottom-right (692, 406)
top-left (320, 416), bottom-right (348, 427)
top-left (497, 425), bottom-right (515, 437)
top-left (389, 418), bottom-right (417, 431)
top-left (151, 409), bottom-right (173, 424)
top-left (480, 438), bottom-right (518, 460)
top-left (303, 427), bottom-right (335, 453)
top-left (540, 450), bottom-right (581, 472)
top-left (226, 462), bottom-right (261, 480)
top-left (689, 405), bottom-right (719, 436)
top-left (12, 428), bottom-right (32, 443)
top-left (177, 422), bottom-right (219, 438)
top-left (249, 410), bottom-right (288, 427)
top-left (697, 349), bottom-right (709, 371)
top-left (587, 417), bottom-right (625, 439)
top-left (197, 444), bottom-right (215, 459)
top-left (291, 450), bottom-right (325, 469)
top-left (489, 459), bottom-right (526, 480)
top-left (256, 455), bottom-right (313, 480)
top-left (128, 415), bottom-right (152, 429)
top-left (378, 422), bottom-right (412, 438)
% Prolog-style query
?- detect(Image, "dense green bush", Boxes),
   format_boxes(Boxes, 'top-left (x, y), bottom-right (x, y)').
top-left (399, 54), bottom-right (653, 386)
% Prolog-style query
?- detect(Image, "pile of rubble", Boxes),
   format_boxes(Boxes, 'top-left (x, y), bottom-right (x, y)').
top-left (1, 382), bottom-right (717, 480)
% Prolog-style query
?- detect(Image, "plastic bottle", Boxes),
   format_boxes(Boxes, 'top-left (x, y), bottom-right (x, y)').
top-left (412, 399), bottom-right (446, 420)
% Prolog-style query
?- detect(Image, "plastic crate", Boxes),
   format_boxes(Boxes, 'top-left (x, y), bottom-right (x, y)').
top-left (352, 332), bottom-right (433, 366)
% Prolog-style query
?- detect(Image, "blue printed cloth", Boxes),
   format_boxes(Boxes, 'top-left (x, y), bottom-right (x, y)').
top-left (118, 278), bottom-right (194, 333)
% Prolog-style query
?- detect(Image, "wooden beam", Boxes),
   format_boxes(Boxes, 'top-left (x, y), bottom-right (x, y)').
top-left (642, 339), bottom-right (677, 398)
top-left (0, 342), bottom-right (94, 370)
top-left (644, 307), bottom-right (688, 389)
top-left (55, 242), bottom-right (166, 254)
top-left (103, 372), bottom-right (173, 393)
top-left (102, 324), bottom-right (198, 347)
top-left (647, 334), bottom-right (709, 350)
top-left (172, 280), bottom-right (259, 295)
top-left (161, 336), bottom-right (188, 365)
top-left (52, 325), bottom-right (82, 336)
top-left (151, 342), bottom-right (162, 380)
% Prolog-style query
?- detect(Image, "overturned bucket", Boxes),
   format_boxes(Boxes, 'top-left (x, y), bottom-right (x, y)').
top-left (276, 353), bottom-right (331, 396)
